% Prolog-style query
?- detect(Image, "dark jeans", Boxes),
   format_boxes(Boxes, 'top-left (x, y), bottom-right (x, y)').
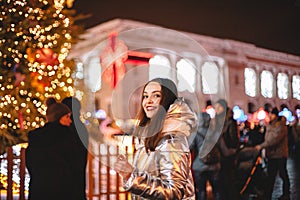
top-left (193, 170), bottom-right (222, 200)
top-left (264, 157), bottom-right (290, 200)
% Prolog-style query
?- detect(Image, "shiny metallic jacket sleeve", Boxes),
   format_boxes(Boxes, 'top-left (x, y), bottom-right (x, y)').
top-left (123, 134), bottom-right (193, 200)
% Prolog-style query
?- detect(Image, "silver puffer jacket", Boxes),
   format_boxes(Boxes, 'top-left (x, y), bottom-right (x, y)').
top-left (123, 98), bottom-right (198, 200)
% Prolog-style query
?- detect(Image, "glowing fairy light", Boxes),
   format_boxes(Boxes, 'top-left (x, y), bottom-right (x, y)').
top-left (0, 0), bottom-right (80, 162)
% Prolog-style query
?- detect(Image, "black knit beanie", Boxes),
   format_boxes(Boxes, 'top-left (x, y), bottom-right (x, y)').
top-left (216, 99), bottom-right (228, 110)
top-left (46, 97), bottom-right (71, 122)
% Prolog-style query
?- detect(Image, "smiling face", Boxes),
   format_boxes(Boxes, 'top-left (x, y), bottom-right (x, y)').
top-left (142, 81), bottom-right (162, 119)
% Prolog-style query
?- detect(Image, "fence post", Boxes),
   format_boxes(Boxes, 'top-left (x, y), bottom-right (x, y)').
top-left (6, 147), bottom-right (13, 200)
top-left (19, 147), bottom-right (26, 200)
top-left (125, 146), bottom-right (129, 200)
top-left (106, 145), bottom-right (110, 200)
top-left (116, 146), bottom-right (120, 200)
top-left (98, 147), bottom-right (102, 199)
top-left (87, 146), bottom-right (94, 200)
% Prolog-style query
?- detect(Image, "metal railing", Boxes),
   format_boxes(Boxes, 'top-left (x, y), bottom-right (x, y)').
top-left (0, 146), bottom-right (27, 200)
top-left (0, 140), bottom-right (133, 200)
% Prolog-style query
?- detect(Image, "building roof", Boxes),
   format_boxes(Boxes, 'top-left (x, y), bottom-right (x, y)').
top-left (68, 18), bottom-right (300, 68)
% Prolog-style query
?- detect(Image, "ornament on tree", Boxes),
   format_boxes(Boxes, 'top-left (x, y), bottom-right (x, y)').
top-left (66, 0), bottom-right (75, 8)
top-left (30, 72), bottom-right (51, 93)
top-left (18, 110), bottom-right (24, 130)
top-left (26, 47), bottom-right (59, 67)
top-left (26, 48), bottom-right (36, 63)
top-left (100, 32), bottom-right (128, 88)
top-left (14, 64), bottom-right (26, 87)
top-left (35, 48), bottom-right (59, 66)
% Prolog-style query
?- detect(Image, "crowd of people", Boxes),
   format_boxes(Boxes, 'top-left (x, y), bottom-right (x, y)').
top-left (24, 77), bottom-right (299, 200)
top-left (188, 99), bottom-right (299, 200)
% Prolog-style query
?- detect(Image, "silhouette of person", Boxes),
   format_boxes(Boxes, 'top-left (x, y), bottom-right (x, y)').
top-left (255, 107), bottom-right (290, 200)
top-left (62, 96), bottom-right (89, 200)
top-left (214, 99), bottom-right (239, 200)
top-left (26, 98), bottom-right (75, 200)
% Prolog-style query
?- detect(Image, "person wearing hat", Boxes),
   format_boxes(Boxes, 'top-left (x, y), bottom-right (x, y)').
top-left (45, 97), bottom-right (72, 124)
top-left (26, 97), bottom-right (77, 200)
top-left (255, 107), bottom-right (290, 200)
top-left (214, 99), bottom-right (239, 200)
top-left (62, 96), bottom-right (89, 200)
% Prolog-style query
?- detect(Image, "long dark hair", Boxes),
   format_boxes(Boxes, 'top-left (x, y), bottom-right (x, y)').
top-left (134, 78), bottom-right (178, 151)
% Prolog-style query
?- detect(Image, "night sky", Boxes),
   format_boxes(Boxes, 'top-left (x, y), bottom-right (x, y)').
top-left (73, 0), bottom-right (300, 56)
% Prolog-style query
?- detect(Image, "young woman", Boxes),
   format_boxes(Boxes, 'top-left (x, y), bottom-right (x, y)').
top-left (114, 78), bottom-right (198, 200)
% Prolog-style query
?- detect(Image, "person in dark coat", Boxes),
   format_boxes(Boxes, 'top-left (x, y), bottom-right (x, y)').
top-left (255, 107), bottom-right (291, 200)
top-left (214, 99), bottom-right (239, 200)
top-left (25, 98), bottom-right (75, 200)
top-left (62, 96), bottom-right (89, 200)
top-left (189, 112), bottom-right (222, 200)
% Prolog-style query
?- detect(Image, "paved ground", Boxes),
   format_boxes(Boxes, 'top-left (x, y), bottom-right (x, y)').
top-left (238, 155), bottom-right (300, 200)
top-left (272, 156), bottom-right (300, 200)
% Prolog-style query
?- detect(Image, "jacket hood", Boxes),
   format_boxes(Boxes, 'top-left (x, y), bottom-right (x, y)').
top-left (161, 98), bottom-right (198, 137)
top-left (198, 112), bottom-right (211, 128)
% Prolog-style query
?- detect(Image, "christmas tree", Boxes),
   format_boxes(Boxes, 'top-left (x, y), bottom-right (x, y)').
top-left (0, 0), bottom-right (82, 153)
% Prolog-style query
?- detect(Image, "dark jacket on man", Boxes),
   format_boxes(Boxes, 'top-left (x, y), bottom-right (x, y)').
top-left (26, 122), bottom-right (76, 200)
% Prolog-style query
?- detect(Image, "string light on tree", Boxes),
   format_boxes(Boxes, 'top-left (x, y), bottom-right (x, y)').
top-left (0, 0), bottom-right (82, 153)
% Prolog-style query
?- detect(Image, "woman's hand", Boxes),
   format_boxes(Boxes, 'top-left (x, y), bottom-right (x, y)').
top-left (113, 155), bottom-right (134, 181)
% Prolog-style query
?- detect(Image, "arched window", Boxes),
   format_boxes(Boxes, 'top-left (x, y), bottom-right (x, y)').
top-left (277, 73), bottom-right (289, 99)
top-left (292, 75), bottom-right (300, 100)
top-left (244, 68), bottom-right (257, 97)
top-left (176, 59), bottom-right (196, 92)
top-left (202, 61), bottom-right (218, 94)
top-left (261, 70), bottom-right (274, 98)
top-left (149, 55), bottom-right (171, 80)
